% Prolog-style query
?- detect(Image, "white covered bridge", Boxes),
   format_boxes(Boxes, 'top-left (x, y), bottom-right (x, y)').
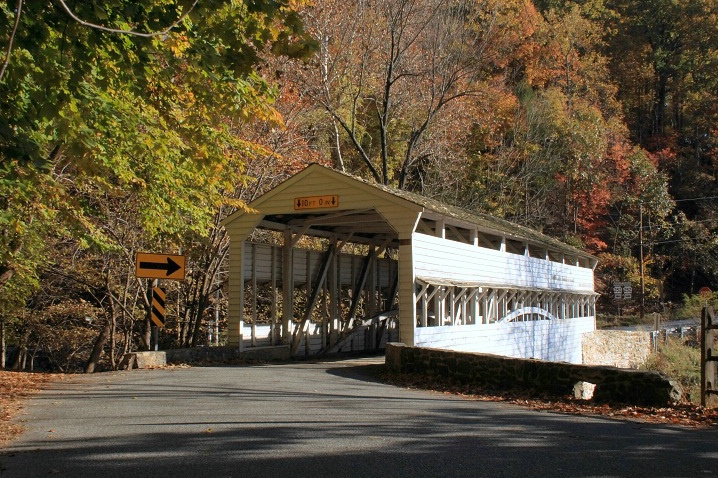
top-left (222, 164), bottom-right (597, 363)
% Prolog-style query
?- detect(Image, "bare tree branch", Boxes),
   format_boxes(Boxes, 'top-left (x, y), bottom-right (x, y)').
top-left (0, 0), bottom-right (23, 84)
top-left (1, 0), bottom-right (199, 84)
top-left (56, 0), bottom-right (198, 38)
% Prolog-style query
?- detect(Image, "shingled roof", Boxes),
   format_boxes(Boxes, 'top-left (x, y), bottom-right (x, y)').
top-left (325, 165), bottom-right (594, 261)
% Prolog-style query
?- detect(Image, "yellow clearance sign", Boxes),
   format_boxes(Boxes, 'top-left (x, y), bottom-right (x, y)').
top-left (294, 195), bottom-right (339, 210)
top-left (135, 253), bottom-right (186, 280)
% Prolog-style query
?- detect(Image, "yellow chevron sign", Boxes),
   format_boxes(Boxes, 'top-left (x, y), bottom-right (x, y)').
top-left (151, 286), bottom-right (166, 328)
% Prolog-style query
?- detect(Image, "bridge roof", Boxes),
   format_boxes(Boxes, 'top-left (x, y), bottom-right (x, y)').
top-left (224, 163), bottom-right (595, 262)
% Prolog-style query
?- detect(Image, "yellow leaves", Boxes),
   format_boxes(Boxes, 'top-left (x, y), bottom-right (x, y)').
top-left (68, 99), bottom-right (79, 114)
top-left (165, 34), bottom-right (191, 58)
top-left (221, 197), bottom-right (253, 212)
top-left (286, 0), bottom-right (313, 10)
top-left (129, 177), bottom-right (147, 189)
top-left (264, 107), bottom-right (286, 129)
top-left (12, 218), bottom-right (24, 235)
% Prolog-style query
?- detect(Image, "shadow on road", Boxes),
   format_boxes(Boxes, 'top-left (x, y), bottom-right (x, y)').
top-left (2, 360), bottom-right (716, 478)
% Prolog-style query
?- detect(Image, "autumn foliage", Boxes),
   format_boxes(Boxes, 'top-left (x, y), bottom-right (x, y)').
top-left (1, 0), bottom-right (717, 371)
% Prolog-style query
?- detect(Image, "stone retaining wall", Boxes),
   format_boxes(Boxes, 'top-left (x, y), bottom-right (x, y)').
top-left (385, 342), bottom-right (682, 406)
top-left (582, 330), bottom-right (653, 368)
top-left (119, 345), bottom-right (290, 369)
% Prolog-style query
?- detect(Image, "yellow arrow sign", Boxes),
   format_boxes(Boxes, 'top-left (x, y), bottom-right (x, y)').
top-left (135, 253), bottom-right (186, 280)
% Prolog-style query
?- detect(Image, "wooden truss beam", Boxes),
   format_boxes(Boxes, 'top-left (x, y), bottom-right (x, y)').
top-left (291, 243), bottom-right (337, 355)
top-left (344, 246), bottom-right (379, 332)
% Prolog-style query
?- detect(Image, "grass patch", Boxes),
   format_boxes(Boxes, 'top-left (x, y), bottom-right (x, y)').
top-left (596, 314), bottom-right (646, 329)
top-left (642, 338), bottom-right (701, 404)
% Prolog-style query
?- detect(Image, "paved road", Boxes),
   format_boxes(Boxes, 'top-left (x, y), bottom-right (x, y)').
top-left (1, 356), bottom-right (717, 478)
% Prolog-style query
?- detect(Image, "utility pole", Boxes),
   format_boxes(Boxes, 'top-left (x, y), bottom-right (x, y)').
top-left (639, 201), bottom-right (645, 320)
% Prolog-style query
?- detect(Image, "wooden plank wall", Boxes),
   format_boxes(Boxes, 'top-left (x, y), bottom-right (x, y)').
top-left (413, 233), bottom-right (594, 293)
top-left (242, 242), bottom-right (396, 289)
top-left (239, 241), bottom-right (399, 353)
top-left (414, 316), bottom-right (595, 364)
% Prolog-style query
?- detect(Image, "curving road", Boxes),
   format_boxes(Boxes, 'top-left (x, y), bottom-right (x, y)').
top-left (1, 356), bottom-right (716, 478)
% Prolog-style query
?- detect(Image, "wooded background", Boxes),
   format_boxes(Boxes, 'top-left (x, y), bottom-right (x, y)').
top-left (1, 0), bottom-right (716, 371)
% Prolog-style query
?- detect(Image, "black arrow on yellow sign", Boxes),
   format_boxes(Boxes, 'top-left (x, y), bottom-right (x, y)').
top-left (140, 257), bottom-right (182, 276)
top-left (135, 253), bottom-right (186, 280)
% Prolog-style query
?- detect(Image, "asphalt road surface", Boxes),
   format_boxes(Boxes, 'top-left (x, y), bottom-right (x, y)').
top-left (1, 356), bottom-right (717, 478)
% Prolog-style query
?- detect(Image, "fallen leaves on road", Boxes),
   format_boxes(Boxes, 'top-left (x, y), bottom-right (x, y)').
top-left (382, 372), bottom-right (718, 428)
top-left (0, 371), bottom-right (61, 448)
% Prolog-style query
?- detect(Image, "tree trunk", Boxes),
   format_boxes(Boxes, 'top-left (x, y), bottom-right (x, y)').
top-left (331, 120), bottom-right (345, 172)
top-left (12, 330), bottom-right (30, 370)
top-left (0, 319), bottom-right (5, 369)
top-left (85, 315), bottom-right (111, 373)
top-left (0, 265), bottom-right (13, 288)
top-left (190, 294), bottom-right (208, 347)
top-left (654, 73), bottom-right (667, 135)
top-left (180, 296), bottom-right (195, 347)
top-left (110, 306), bottom-right (117, 370)
top-left (141, 317), bottom-right (152, 351)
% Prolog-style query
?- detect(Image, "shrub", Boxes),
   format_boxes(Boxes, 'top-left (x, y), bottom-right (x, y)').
top-left (643, 337), bottom-right (700, 404)
top-left (676, 292), bottom-right (718, 320)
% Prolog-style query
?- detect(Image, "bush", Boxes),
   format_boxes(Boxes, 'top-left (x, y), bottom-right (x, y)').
top-left (7, 300), bottom-right (102, 372)
top-left (643, 338), bottom-right (700, 404)
top-left (675, 292), bottom-right (718, 320)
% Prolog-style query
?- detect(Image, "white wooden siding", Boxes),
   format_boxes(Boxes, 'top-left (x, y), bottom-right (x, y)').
top-left (224, 164), bottom-right (598, 357)
top-left (414, 316), bottom-right (595, 364)
top-left (413, 233), bottom-right (594, 293)
top-left (242, 242), bottom-right (397, 288)
top-left (397, 241), bottom-right (417, 346)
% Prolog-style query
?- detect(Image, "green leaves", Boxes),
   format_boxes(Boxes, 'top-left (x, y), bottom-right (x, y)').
top-left (0, 0), bottom-right (311, 332)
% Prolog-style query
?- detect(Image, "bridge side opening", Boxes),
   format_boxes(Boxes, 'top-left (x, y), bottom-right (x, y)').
top-left (238, 210), bottom-right (401, 356)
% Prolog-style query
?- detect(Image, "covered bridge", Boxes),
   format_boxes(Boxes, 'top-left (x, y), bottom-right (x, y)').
top-left (222, 164), bottom-right (598, 363)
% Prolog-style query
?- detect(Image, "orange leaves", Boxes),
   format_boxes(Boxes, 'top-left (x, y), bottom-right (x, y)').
top-left (472, 85), bottom-right (519, 151)
top-left (650, 147), bottom-right (679, 169)
top-left (606, 141), bottom-right (634, 183)
top-left (0, 371), bottom-right (60, 447)
top-left (479, 0), bottom-right (542, 70)
top-left (383, 371), bottom-right (718, 428)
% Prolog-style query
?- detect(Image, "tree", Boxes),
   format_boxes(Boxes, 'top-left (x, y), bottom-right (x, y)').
top-left (0, 0), bottom-right (315, 367)
top-left (459, 3), bottom-right (674, 257)
top-left (291, 0), bottom-right (537, 189)
top-left (604, 0), bottom-right (718, 299)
